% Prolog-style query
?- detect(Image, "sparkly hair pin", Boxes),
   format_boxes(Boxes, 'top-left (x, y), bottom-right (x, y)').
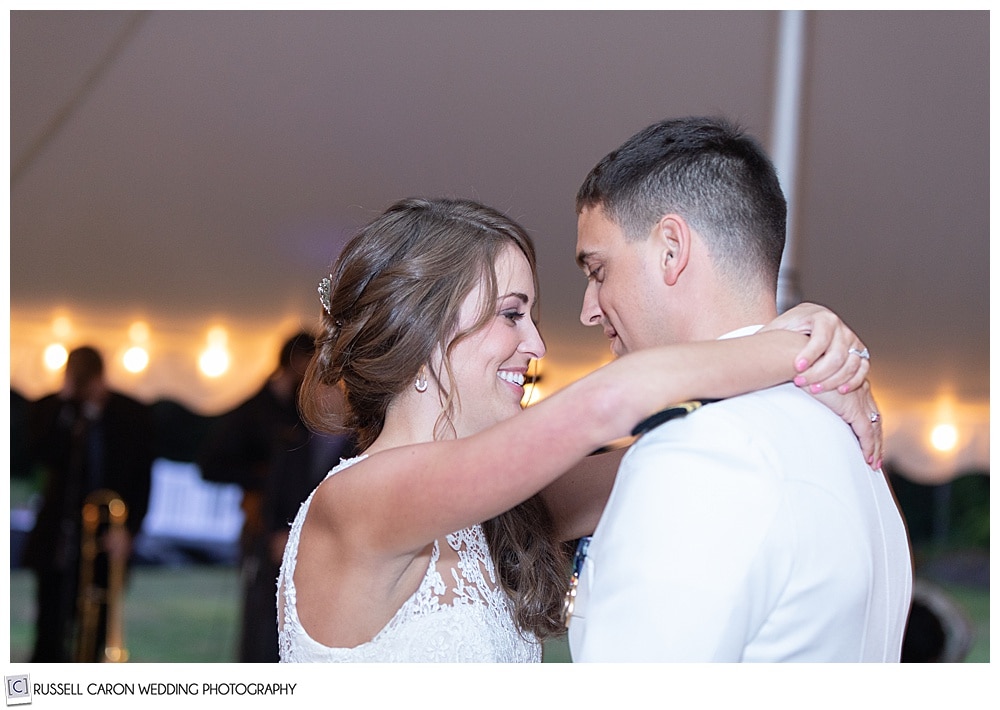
top-left (317, 275), bottom-right (333, 315)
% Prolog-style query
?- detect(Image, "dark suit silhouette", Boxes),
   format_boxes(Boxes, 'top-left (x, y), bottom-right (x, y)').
top-left (23, 388), bottom-right (153, 662)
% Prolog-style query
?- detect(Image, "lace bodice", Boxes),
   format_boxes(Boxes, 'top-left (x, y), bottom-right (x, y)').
top-left (277, 456), bottom-right (541, 662)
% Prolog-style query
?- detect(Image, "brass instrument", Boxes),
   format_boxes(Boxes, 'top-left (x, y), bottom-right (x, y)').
top-left (74, 489), bottom-right (130, 663)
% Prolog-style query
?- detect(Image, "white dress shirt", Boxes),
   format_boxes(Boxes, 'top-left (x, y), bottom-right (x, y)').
top-left (568, 327), bottom-right (913, 662)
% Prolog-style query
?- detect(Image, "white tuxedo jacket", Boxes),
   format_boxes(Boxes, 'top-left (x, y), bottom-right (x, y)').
top-left (568, 347), bottom-right (912, 662)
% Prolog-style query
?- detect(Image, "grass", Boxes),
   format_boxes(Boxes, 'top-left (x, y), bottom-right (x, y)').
top-left (9, 563), bottom-right (987, 663)
top-left (939, 582), bottom-right (990, 663)
top-left (9, 564), bottom-right (577, 663)
top-left (9, 565), bottom-right (241, 663)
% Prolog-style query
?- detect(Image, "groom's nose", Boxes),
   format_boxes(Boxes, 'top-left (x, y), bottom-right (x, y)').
top-left (579, 281), bottom-right (602, 327)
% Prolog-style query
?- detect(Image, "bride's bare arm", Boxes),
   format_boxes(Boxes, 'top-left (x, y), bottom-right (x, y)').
top-left (540, 302), bottom-right (882, 542)
top-left (328, 330), bottom-right (821, 554)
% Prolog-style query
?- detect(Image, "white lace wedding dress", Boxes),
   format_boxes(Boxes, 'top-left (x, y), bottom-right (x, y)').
top-left (277, 456), bottom-right (541, 662)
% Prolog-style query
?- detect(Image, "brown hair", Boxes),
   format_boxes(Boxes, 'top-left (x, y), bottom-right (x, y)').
top-left (299, 197), bottom-right (568, 639)
top-left (577, 116), bottom-right (786, 291)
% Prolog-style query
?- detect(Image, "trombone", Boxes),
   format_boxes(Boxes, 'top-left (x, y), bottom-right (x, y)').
top-left (75, 489), bottom-right (130, 663)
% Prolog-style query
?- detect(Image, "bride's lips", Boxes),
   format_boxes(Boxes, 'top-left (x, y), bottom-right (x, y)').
top-left (497, 368), bottom-right (527, 393)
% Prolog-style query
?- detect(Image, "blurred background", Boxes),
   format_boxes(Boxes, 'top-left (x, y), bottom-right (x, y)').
top-left (7, 10), bottom-right (988, 663)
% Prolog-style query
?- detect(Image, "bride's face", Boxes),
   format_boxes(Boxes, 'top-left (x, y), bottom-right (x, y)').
top-left (441, 244), bottom-right (545, 438)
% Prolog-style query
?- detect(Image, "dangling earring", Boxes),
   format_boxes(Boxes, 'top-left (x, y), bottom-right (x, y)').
top-left (414, 367), bottom-right (428, 393)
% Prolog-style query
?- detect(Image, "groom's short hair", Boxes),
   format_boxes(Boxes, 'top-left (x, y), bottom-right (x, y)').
top-left (576, 116), bottom-right (787, 291)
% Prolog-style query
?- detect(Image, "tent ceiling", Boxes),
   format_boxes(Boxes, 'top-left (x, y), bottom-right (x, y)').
top-left (9, 10), bottom-right (990, 476)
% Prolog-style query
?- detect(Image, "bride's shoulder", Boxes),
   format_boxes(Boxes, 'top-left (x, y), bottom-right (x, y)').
top-left (308, 454), bottom-right (378, 524)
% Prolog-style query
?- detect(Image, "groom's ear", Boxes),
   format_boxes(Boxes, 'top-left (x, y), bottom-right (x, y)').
top-left (651, 214), bottom-right (690, 286)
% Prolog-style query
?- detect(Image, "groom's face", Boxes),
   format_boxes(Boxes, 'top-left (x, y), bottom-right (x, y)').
top-left (575, 205), bottom-right (669, 357)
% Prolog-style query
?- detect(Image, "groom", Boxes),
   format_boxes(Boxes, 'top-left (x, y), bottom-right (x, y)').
top-left (565, 117), bottom-right (912, 661)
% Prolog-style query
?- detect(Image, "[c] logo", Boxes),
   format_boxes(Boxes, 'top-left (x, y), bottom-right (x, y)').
top-left (4, 676), bottom-right (31, 706)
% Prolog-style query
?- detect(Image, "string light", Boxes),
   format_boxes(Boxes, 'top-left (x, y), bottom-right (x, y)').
top-left (43, 315), bottom-right (73, 371)
top-left (11, 312), bottom-right (303, 413)
top-left (930, 423), bottom-right (958, 453)
top-left (199, 326), bottom-right (231, 378)
top-left (928, 393), bottom-right (960, 455)
top-left (43, 343), bottom-right (68, 371)
top-left (123, 346), bottom-right (150, 373)
top-left (122, 320), bottom-right (151, 374)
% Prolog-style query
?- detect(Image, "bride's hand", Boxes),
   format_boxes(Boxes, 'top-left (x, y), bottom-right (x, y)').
top-left (762, 302), bottom-right (883, 469)
top-left (761, 302), bottom-right (870, 394)
top-left (811, 382), bottom-right (884, 470)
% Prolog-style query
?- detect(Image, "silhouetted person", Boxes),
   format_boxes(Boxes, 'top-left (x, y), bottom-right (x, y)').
top-left (197, 332), bottom-right (357, 662)
top-left (23, 346), bottom-right (153, 662)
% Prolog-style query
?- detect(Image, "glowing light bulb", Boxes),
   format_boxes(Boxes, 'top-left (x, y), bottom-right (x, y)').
top-left (199, 347), bottom-right (230, 377)
top-left (123, 346), bottom-right (149, 373)
top-left (199, 327), bottom-right (231, 377)
top-left (930, 423), bottom-right (958, 452)
top-left (44, 343), bottom-right (68, 371)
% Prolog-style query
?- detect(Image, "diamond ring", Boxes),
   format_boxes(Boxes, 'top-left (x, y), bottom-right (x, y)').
top-left (849, 347), bottom-right (871, 360)
top-left (869, 411), bottom-right (881, 424)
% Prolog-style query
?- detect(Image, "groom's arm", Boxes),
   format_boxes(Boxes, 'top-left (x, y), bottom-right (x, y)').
top-left (539, 446), bottom-right (627, 542)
